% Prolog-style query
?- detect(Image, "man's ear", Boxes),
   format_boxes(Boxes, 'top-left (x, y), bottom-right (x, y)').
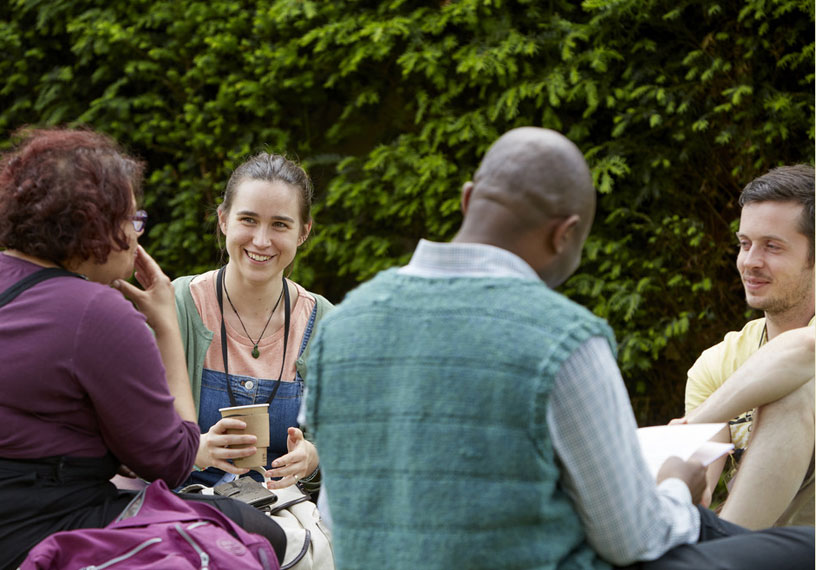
top-left (460, 181), bottom-right (474, 215)
top-left (550, 215), bottom-right (580, 254)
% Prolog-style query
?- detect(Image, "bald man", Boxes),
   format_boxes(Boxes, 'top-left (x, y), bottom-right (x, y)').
top-left (305, 128), bottom-right (814, 569)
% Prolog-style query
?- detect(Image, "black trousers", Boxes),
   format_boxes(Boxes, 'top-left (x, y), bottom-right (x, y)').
top-left (618, 505), bottom-right (814, 570)
top-left (0, 454), bottom-right (286, 570)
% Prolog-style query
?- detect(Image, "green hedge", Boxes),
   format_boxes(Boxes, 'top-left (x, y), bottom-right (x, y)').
top-left (2, 0), bottom-right (813, 423)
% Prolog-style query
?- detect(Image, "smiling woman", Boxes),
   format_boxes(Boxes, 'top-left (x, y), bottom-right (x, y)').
top-left (172, 152), bottom-right (333, 495)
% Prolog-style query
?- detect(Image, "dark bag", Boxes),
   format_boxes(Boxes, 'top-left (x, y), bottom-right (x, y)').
top-left (20, 479), bottom-right (280, 570)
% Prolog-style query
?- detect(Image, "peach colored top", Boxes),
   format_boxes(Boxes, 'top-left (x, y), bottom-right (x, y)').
top-left (189, 269), bottom-right (316, 381)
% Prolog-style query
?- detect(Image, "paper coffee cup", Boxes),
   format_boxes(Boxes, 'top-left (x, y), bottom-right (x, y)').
top-left (219, 403), bottom-right (270, 468)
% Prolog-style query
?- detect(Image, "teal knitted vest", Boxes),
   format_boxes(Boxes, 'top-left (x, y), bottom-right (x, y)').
top-left (308, 270), bottom-right (616, 570)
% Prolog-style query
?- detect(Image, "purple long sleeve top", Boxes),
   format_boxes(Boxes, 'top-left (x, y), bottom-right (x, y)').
top-left (0, 254), bottom-right (199, 488)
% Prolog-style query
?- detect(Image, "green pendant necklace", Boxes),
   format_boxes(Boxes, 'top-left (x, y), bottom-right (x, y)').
top-left (223, 276), bottom-right (285, 358)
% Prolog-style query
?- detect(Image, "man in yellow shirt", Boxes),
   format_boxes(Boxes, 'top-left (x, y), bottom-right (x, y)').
top-left (682, 165), bottom-right (815, 529)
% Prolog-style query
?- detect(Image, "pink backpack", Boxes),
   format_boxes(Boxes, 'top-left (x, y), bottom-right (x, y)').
top-left (21, 479), bottom-right (280, 570)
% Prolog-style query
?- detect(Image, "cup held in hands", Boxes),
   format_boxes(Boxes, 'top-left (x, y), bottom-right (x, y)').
top-left (219, 403), bottom-right (270, 468)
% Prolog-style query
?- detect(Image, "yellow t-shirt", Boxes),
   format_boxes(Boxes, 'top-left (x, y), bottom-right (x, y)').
top-left (685, 318), bottom-right (765, 450)
top-left (685, 316), bottom-right (816, 526)
top-left (685, 316), bottom-right (816, 451)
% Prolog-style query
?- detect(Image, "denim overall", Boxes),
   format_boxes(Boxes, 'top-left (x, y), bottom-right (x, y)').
top-left (188, 304), bottom-right (318, 487)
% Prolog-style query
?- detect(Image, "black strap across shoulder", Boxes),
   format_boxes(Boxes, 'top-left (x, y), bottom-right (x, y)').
top-left (0, 267), bottom-right (83, 309)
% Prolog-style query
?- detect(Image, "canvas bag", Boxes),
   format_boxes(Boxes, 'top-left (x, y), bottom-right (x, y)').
top-left (258, 484), bottom-right (334, 570)
top-left (20, 479), bottom-right (280, 570)
top-left (189, 477), bottom-right (334, 570)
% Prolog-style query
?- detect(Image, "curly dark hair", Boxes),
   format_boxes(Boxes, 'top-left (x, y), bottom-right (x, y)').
top-left (0, 127), bottom-right (144, 265)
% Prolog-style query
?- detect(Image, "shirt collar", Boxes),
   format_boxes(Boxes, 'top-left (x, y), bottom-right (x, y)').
top-left (398, 239), bottom-right (540, 281)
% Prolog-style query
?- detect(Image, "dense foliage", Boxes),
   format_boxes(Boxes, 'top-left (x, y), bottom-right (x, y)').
top-left (2, 0), bottom-right (812, 423)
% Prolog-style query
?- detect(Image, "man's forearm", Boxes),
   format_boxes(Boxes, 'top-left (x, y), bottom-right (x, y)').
top-left (553, 338), bottom-right (699, 565)
top-left (687, 327), bottom-right (814, 423)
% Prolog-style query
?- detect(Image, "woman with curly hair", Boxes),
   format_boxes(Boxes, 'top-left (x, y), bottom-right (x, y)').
top-left (0, 127), bottom-right (285, 568)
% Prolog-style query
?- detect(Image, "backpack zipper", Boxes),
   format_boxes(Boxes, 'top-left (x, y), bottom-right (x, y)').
top-left (258, 546), bottom-right (272, 570)
top-left (174, 523), bottom-right (210, 569)
top-left (79, 537), bottom-right (162, 570)
top-left (187, 520), bottom-right (271, 570)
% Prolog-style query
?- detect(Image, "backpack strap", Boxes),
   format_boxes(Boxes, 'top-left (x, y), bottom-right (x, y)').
top-left (0, 267), bottom-right (83, 308)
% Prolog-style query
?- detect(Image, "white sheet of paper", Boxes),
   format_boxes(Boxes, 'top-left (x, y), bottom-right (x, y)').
top-left (636, 423), bottom-right (734, 478)
top-left (690, 441), bottom-right (736, 467)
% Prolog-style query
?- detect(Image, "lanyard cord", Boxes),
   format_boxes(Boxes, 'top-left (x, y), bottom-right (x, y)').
top-left (216, 266), bottom-right (290, 408)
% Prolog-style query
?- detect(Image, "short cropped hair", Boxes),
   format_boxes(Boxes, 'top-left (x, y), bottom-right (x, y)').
top-left (0, 127), bottom-right (144, 265)
top-left (739, 164), bottom-right (815, 264)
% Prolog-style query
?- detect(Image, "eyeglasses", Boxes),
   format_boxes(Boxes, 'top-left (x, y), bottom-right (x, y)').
top-left (131, 210), bottom-right (148, 233)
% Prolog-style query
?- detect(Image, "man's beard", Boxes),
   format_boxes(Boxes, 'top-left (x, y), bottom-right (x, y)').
top-left (745, 267), bottom-right (814, 317)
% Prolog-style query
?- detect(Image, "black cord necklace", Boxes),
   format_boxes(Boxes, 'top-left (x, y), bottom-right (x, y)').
top-left (222, 270), bottom-right (284, 359)
top-left (216, 266), bottom-right (291, 407)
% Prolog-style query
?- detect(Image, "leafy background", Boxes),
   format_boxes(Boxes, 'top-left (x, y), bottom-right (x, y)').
top-left (2, 0), bottom-right (813, 424)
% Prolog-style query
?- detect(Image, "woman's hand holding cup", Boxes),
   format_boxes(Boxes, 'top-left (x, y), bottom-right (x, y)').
top-left (195, 417), bottom-right (258, 475)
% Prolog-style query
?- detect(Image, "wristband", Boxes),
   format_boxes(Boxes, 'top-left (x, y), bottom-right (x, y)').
top-left (300, 466), bottom-right (319, 483)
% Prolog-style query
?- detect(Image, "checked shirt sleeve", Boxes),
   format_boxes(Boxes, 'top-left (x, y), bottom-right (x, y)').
top-left (547, 337), bottom-right (700, 566)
